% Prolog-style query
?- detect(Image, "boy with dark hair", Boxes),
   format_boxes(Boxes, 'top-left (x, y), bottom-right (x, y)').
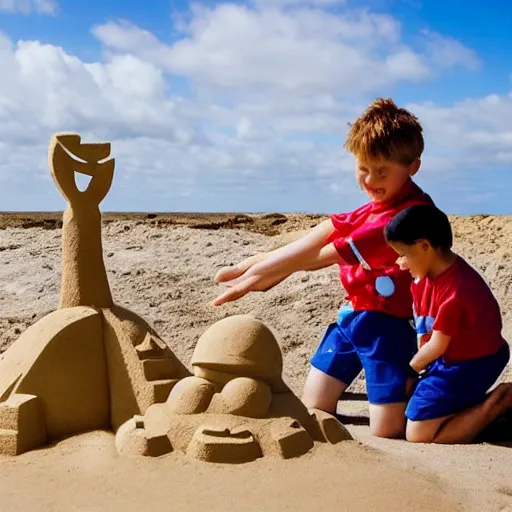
top-left (385, 204), bottom-right (512, 443)
top-left (211, 98), bottom-right (434, 439)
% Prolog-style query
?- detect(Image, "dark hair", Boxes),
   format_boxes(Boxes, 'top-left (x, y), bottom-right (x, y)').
top-left (384, 205), bottom-right (453, 251)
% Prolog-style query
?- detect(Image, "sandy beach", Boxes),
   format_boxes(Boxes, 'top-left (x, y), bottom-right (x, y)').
top-left (1, 212), bottom-right (511, 512)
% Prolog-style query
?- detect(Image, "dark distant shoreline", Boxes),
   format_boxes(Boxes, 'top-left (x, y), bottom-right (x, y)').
top-left (0, 211), bottom-right (508, 235)
top-left (0, 211), bottom-right (327, 235)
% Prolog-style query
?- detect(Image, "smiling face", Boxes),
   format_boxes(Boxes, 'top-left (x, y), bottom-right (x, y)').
top-left (356, 157), bottom-right (420, 203)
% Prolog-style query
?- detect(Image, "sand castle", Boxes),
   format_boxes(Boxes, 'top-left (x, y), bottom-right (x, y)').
top-left (117, 315), bottom-right (351, 462)
top-left (0, 133), bottom-right (351, 462)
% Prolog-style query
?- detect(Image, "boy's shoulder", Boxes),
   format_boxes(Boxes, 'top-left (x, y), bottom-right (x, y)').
top-left (330, 181), bottom-right (434, 234)
top-left (414, 256), bottom-right (496, 305)
top-left (399, 180), bottom-right (434, 208)
top-left (444, 257), bottom-right (490, 293)
top-left (375, 180), bottom-right (434, 218)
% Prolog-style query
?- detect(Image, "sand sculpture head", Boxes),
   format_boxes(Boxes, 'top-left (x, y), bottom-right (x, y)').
top-left (165, 315), bottom-right (287, 420)
top-left (132, 314), bottom-right (352, 463)
top-left (49, 133), bottom-right (114, 206)
top-left (190, 315), bottom-right (287, 392)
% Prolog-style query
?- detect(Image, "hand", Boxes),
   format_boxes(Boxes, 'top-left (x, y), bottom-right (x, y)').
top-left (214, 252), bottom-right (268, 285)
top-left (211, 263), bottom-right (289, 307)
top-left (211, 219), bottom-right (338, 307)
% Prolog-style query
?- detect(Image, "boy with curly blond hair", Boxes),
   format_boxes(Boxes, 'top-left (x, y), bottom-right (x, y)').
top-left (212, 98), bottom-right (435, 438)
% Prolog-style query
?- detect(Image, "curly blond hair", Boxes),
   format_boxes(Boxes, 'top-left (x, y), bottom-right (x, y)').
top-left (344, 98), bottom-right (424, 166)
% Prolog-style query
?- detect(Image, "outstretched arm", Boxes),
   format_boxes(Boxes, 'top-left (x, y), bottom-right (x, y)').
top-left (298, 243), bottom-right (342, 271)
top-left (212, 219), bottom-right (344, 306)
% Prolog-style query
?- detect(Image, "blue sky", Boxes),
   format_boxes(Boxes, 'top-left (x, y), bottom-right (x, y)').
top-left (0, 0), bottom-right (511, 214)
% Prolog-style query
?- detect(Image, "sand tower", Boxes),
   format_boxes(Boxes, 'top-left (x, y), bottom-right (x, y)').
top-left (0, 132), bottom-right (351, 461)
top-left (0, 133), bottom-right (189, 455)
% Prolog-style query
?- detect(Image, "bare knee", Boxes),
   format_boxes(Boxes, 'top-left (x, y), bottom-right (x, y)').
top-left (302, 397), bottom-right (336, 414)
top-left (405, 420), bottom-right (437, 443)
top-left (301, 387), bottom-right (338, 414)
top-left (406, 426), bottom-right (432, 443)
top-left (301, 366), bottom-right (347, 414)
top-left (369, 403), bottom-right (406, 439)
top-left (370, 421), bottom-right (405, 439)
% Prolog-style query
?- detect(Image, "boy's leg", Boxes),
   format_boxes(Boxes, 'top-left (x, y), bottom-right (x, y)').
top-left (351, 311), bottom-right (418, 439)
top-left (302, 368), bottom-right (410, 437)
top-left (302, 366), bottom-right (349, 414)
top-left (405, 344), bottom-right (511, 444)
top-left (368, 403), bottom-right (408, 439)
top-left (406, 383), bottom-right (512, 444)
top-left (304, 316), bottom-right (363, 414)
top-left (368, 375), bottom-right (417, 438)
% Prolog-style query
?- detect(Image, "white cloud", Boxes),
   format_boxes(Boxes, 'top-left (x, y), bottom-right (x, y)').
top-left (0, 1), bottom-right (509, 214)
top-left (0, 29), bottom-right (355, 211)
top-left (0, 34), bottom-right (198, 145)
top-left (421, 29), bottom-right (481, 71)
top-left (409, 94), bottom-right (512, 158)
top-left (0, 0), bottom-right (58, 15)
top-left (93, 6), bottom-right (483, 100)
top-left (93, 6), bottom-right (426, 94)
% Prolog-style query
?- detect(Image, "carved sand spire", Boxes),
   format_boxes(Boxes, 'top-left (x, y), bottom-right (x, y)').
top-left (0, 132), bottom-right (189, 456)
top-left (49, 133), bottom-right (114, 309)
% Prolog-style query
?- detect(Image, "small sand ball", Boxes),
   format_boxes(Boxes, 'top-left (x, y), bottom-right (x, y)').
top-left (167, 376), bottom-right (215, 414)
top-left (220, 377), bottom-right (272, 418)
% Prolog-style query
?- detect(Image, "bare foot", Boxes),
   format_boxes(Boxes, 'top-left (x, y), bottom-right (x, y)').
top-left (485, 383), bottom-right (512, 417)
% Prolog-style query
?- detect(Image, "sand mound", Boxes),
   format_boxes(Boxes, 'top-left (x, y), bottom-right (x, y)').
top-left (0, 430), bottom-right (466, 512)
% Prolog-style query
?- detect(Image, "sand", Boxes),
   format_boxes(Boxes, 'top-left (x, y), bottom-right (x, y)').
top-left (1, 212), bottom-right (511, 511)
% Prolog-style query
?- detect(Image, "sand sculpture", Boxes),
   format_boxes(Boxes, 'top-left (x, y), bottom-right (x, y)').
top-left (116, 315), bottom-right (352, 462)
top-left (0, 133), bottom-right (189, 456)
top-left (0, 132), bottom-right (351, 462)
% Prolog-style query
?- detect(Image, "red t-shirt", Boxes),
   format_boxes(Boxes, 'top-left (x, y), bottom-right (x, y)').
top-left (412, 256), bottom-right (506, 362)
top-left (328, 179), bottom-right (434, 318)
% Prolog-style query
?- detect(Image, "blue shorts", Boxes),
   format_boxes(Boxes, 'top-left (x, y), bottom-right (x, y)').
top-left (310, 305), bottom-right (417, 405)
top-left (406, 343), bottom-right (510, 421)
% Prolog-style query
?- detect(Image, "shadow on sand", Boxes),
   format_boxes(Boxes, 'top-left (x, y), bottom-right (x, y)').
top-left (476, 409), bottom-right (512, 447)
